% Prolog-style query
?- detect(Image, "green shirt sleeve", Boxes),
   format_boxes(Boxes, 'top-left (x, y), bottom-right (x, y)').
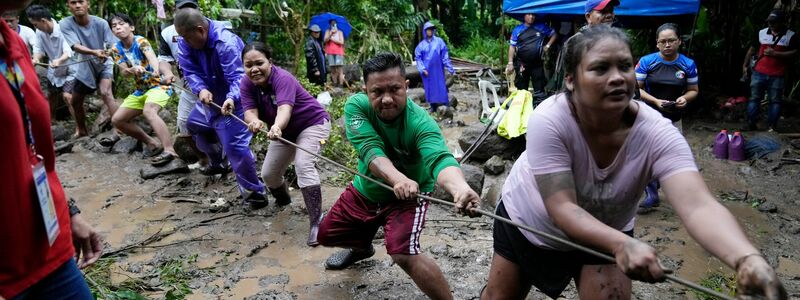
top-left (344, 93), bottom-right (386, 165)
top-left (411, 104), bottom-right (461, 182)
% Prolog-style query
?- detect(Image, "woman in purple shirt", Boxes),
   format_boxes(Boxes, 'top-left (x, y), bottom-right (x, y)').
top-left (240, 42), bottom-right (330, 247)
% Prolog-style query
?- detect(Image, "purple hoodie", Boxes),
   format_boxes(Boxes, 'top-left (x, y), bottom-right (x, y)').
top-left (177, 19), bottom-right (244, 114)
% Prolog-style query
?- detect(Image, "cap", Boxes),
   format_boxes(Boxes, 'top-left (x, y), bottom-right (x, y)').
top-left (585, 0), bottom-right (620, 13)
top-left (308, 24), bottom-right (321, 32)
top-left (176, 0), bottom-right (199, 9)
top-left (766, 10), bottom-right (786, 23)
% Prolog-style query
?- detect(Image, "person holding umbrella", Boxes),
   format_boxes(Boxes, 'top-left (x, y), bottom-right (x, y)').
top-left (304, 24), bottom-right (326, 86)
top-left (324, 19), bottom-right (346, 87)
top-left (415, 21), bottom-right (455, 112)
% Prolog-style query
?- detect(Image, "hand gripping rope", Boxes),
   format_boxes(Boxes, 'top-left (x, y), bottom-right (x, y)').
top-left (169, 82), bottom-right (732, 300)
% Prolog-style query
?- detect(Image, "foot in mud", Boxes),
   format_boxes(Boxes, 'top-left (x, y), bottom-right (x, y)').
top-left (324, 246), bottom-right (375, 270)
top-left (243, 191), bottom-right (269, 210)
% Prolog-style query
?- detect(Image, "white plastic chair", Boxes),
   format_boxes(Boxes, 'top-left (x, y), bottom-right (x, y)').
top-left (477, 68), bottom-right (501, 120)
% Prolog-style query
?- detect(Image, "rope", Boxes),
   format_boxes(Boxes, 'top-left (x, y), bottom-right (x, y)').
top-left (34, 58), bottom-right (101, 69)
top-left (174, 84), bottom-right (731, 299)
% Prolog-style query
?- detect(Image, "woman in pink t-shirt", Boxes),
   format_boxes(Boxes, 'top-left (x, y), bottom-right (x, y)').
top-left (324, 19), bottom-right (346, 87)
top-left (480, 26), bottom-right (785, 300)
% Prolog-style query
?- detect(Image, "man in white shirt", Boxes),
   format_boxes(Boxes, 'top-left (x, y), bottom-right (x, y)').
top-left (26, 5), bottom-right (75, 112)
top-left (2, 10), bottom-right (37, 54)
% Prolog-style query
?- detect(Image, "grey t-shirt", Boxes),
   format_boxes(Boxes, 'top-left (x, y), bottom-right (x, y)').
top-left (59, 15), bottom-right (118, 89)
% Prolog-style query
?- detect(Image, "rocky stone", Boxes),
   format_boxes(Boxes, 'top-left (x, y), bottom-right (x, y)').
top-left (407, 88), bottom-right (425, 103)
top-left (51, 125), bottom-right (71, 142)
top-left (449, 94), bottom-right (458, 109)
top-left (112, 136), bottom-right (140, 154)
top-left (462, 164), bottom-right (485, 197)
top-left (791, 139), bottom-right (800, 150)
top-left (140, 159), bottom-right (189, 179)
top-left (54, 141), bottom-right (74, 155)
top-left (483, 155), bottom-right (505, 175)
top-left (92, 105), bottom-right (112, 133)
top-left (344, 64), bottom-right (361, 84)
top-left (739, 166), bottom-right (754, 176)
top-left (458, 123), bottom-right (525, 161)
top-left (173, 136), bottom-right (199, 163)
top-left (432, 164), bottom-right (484, 201)
top-left (757, 202), bottom-right (778, 213)
top-left (435, 105), bottom-right (454, 121)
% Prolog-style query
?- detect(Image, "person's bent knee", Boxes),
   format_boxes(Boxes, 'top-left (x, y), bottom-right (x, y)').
top-left (389, 254), bottom-right (414, 268)
top-left (111, 112), bottom-right (127, 127)
top-left (142, 105), bottom-right (161, 119)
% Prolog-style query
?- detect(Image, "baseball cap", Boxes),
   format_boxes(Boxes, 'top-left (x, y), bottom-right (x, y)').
top-left (176, 0), bottom-right (199, 9)
top-left (766, 10), bottom-right (786, 23)
top-left (585, 0), bottom-right (620, 13)
top-left (308, 24), bottom-right (321, 32)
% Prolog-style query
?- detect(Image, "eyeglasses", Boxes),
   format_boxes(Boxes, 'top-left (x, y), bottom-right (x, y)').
top-left (657, 38), bottom-right (679, 45)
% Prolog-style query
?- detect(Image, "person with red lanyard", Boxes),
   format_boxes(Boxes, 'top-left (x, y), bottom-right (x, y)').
top-left (0, 1), bottom-right (104, 299)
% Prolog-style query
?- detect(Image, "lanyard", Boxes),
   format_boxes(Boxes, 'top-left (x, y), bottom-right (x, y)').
top-left (1, 58), bottom-right (36, 153)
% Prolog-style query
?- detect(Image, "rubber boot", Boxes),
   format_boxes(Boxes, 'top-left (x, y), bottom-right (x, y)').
top-left (640, 181), bottom-right (660, 209)
top-left (301, 185), bottom-right (323, 247)
top-left (244, 191), bottom-right (268, 210)
top-left (269, 182), bottom-right (292, 206)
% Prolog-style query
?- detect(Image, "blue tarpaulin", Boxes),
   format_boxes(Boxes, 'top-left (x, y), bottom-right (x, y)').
top-left (503, 0), bottom-right (700, 20)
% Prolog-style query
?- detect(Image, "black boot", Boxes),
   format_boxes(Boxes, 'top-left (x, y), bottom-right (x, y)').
top-left (300, 185), bottom-right (323, 247)
top-left (244, 190), bottom-right (268, 210)
top-left (269, 182), bottom-right (292, 206)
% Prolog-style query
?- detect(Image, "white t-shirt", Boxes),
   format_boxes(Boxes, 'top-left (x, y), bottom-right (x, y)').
top-left (501, 93), bottom-right (697, 250)
top-left (33, 20), bottom-right (75, 87)
top-left (17, 24), bottom-right (37, 54)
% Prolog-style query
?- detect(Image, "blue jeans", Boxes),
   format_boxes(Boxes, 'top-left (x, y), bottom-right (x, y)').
top-left (12, 259), bottom-right (93, 300)
top-left (747, 70), bottom-right (785, 128)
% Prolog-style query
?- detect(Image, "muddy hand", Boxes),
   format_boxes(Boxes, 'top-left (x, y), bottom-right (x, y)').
top-left (199, 89), bottom-right (213, 104)
top-left (615, 238), bottom-right (665, 283)
top-left (267, 125), bottom-right (282, 140)
top-left (71, 214), bottom-right (104, 269)
top-left (248, 119), bottom-right (264, 133)
top-left (221, 99), bottom-right (235, 115)
top-left (392, 178), bottom-right (419, 201)
top-left (453, 187), bottom-right (481, 218)
top-left (736, 255), bottom-right (787, 300)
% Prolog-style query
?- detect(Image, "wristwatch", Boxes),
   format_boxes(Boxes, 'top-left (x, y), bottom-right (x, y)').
top-left (68, 198), bottom-right (81, 216)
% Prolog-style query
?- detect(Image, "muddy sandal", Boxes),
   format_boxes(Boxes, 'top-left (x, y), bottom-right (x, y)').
top-left (324, 246), bottom-right (375, 270)
top-left (150, 151), bottom-right (177, 166)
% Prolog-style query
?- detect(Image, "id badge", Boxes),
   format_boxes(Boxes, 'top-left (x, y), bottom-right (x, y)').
top-left (32, 158), bottom-right (60, 246)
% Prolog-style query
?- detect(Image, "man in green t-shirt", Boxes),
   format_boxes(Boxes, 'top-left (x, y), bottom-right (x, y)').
top-left (317, 53), bottom-right (480, 299)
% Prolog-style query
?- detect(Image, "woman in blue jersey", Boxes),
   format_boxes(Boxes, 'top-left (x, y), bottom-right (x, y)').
top-left (635, 23), bottom-right (699, 210)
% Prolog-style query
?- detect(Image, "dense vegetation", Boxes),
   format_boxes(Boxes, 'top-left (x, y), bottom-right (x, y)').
top-left (24, 0), bottom-right (800, 109)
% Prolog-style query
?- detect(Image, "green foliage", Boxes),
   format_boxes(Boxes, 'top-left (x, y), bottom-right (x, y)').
top-left (297, 76), bottom-right (323, 97)
top-left (85, 258), bottom-right (148, 300)
top-left (85, 255), bottom-right (197, 300)
top-left (451, 33), bottom-right (504, 66)
top-left (696, 271), bottom-right (737, 300)
top-left (159, 254), bottom-right (197, 300)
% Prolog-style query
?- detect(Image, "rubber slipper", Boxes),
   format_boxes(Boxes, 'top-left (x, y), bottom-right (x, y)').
top-left (142, 145), bottom-right (164, 159)
top-left (324, 247), bottom-right (375, 270)
top-left (150, 151), bottom-right (177, 166)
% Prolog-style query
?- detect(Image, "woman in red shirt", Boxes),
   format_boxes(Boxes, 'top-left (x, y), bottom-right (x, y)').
top-left (0, 1), bottom-right (103, 299)
top-left (324, 19), bottom-right (346, 87)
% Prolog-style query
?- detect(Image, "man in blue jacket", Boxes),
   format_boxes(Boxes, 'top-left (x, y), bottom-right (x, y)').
top-left (415, 22), bottom-right (454, 112)
top-left (174, 7), bottom-right (267, 207)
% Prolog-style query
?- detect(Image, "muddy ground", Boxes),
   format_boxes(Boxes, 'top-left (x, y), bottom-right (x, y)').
top-left (55, 81), bottom-right (800, 299)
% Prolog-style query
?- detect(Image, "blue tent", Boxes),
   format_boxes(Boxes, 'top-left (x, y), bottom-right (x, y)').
top-left (503, 0), bottom-right (700, 21)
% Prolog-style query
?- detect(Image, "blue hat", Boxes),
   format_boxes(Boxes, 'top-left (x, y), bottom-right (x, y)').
top-left (585, 0), bottom-right (620, 13)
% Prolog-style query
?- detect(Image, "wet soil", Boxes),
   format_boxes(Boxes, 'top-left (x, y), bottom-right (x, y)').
top-left (58, 83), bottom-right (799, 299)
